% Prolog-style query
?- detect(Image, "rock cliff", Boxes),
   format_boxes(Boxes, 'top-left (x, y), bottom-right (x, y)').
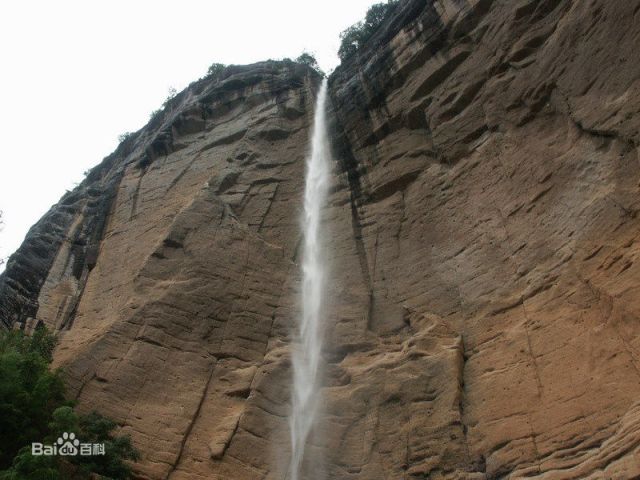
top-left (2, 0), bottom-right (640, 478)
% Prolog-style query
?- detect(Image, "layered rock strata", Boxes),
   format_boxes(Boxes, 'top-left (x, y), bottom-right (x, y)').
top-left (2, 0), bottom-right (640, 478)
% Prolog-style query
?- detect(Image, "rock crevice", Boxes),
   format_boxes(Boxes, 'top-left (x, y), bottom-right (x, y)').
top-left (2, 0), bottom-right (640, 478)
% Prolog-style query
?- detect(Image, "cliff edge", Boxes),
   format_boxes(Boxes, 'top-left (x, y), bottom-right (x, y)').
top-left (2, 0), bottom-right (640, 479)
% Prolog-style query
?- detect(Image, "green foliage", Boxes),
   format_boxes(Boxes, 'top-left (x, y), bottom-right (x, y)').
top-left (48, 408), bottom-right (139, 480)
top-left (117, 132), bottom-right (134, 144)
top-left (338, 0), bottom-right (399, 62)
top-left (0, 328), bottom-right (139, 480)
top-left (77, 411), bottom-right (139, 479)
top-left (0, 446), bottom-right (61, 480)
top-left (338, 24), bottom-right (363, 61)
top-left (0, 328), bottom-right (65, 468)
top-left (162, 87), bottom-right (178, 111)
top-left (295, 53), bottom-right (323, 74)
top-left (149, 108), bottom-right (162, 121)
top-left (0, 210), bottom-right (4, 266)
top-left (206, 62), bottom-right (226, 78)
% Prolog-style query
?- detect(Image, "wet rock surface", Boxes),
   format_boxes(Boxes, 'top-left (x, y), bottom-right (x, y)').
top-left (2, 0), bottom-right (640, 478)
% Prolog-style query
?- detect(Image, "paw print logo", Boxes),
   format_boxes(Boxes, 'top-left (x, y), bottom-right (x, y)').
top-left (57, 432), bottom-right (80, 456)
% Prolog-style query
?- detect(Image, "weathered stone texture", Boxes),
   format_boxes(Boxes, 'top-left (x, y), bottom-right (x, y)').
top-left (325, 0), bottom-right (640, 478)
top-left (2, 0), bottom-right (640, 478)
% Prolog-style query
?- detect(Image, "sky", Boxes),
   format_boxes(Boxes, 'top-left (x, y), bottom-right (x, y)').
top-left (0, 0), bottom-right (381, 269)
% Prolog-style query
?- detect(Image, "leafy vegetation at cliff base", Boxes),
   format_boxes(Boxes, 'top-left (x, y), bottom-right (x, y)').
top-left (0, 328), bottom-right (139, 479)
top-left (338, 0), bottom-right (399, 62)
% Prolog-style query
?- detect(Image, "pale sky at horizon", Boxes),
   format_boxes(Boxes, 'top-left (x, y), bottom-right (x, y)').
top-left (0, 0), bottom-right (381, 269)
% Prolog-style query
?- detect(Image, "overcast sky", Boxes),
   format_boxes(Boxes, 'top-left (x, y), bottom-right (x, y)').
top-left (0, 0), bottom-right (380, 269)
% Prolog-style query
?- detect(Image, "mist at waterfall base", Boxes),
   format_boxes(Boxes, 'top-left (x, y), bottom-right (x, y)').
top-left (289, 78), bottom-right (331, 480)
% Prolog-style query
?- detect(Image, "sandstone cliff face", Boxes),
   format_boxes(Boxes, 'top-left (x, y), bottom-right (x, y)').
top-left (2, 0), bottom-right (640, 479)
top-left (1, 61), bottom-right (321, 479)
top-left (325, 0), bottom-right (640, 478)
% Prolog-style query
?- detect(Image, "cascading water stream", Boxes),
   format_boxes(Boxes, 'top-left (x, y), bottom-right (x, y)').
top-left (289, 78), bottom-right (330, 480)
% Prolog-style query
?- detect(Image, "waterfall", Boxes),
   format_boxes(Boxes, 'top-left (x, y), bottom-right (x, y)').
top-left (289, 78), bottom-right (330, 480)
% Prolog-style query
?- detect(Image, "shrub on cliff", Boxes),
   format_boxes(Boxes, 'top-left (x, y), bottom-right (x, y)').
top-left (0, 210), bottom-right (4, 266)
top-left (164, 87), bottom-right (177, 106)
top-left (207, 62), bottom-right (226, 78)
top-left (117, 131), bottom-right (134, 144)
top-left (296, 52), bottom-right (323, 74)
top-left (0, 328), bottom-right (139, 480)
top-left (338, 0), bottom-right (399, 62)
top-left (149, 108), bottom-right (163, 122)
top-left (0, 327), bottom-right (65, 468)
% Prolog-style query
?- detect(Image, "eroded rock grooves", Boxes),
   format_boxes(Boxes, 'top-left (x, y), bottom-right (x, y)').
top-left (2, 0), bottom-right (640, 478)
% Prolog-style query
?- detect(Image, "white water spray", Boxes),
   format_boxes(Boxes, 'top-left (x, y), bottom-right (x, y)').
top-left (289, 78), bottom-right (330, 480)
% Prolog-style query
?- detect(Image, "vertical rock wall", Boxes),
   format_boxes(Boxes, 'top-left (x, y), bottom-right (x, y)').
top-left (324, 0), bottom-right (640, 478)
top-left (2, 0), bottom-right (640, 478)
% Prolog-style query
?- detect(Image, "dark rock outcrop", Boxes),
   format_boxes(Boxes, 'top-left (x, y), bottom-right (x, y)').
top-left (2, 1), bottom-right (640, 478)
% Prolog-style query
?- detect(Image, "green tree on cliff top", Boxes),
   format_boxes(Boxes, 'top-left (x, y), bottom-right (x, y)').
top-left (338, 0), bottom-right (399, 61)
